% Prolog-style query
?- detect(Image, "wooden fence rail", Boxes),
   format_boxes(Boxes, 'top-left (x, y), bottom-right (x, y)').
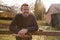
top-left (0, 30), bottom-right (60, 36)
top-left (0, 23), bottom-right (60, 36)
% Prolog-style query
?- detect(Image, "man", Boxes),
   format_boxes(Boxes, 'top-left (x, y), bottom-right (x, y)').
top-left (9, 3), bottom-right (38, 40)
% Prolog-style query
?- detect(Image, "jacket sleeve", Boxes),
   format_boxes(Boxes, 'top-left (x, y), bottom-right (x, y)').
top-left (27, 15), bottom-right (38, 33)
top-left (9, 14), bottom-right (20, 34)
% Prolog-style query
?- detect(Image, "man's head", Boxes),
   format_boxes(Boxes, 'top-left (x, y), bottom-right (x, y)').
top-left (21, 3), bottom-right (29, 14)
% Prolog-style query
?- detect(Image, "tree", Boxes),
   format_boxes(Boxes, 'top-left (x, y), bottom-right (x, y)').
top-left (34, 0), bottom-right (46, 20)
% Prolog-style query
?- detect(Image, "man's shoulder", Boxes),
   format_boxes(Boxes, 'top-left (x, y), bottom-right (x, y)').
top-left (29, 13), bottom-right (37, 20)
top-left (29, 13), bottom-right (36, 17)
top-left (14, 13), bottom-right (22, 18)
top-left (15, 13), bottom-right (22, 16)
top-left (29, 13), bottom-right (34, 16)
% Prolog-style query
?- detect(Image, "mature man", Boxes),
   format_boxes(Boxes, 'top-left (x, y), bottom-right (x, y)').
top-left (9, 3), bottom-right (38, 40)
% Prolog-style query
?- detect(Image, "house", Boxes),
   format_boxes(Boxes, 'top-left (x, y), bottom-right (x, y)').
top-left (46, 4), bottom-right (60, 27)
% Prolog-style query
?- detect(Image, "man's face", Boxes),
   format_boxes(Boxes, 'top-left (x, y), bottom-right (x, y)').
top-left (21, 6), bottom-right (29, 14)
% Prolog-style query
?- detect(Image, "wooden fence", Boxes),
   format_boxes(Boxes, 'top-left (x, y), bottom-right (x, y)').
top-left (0, 23), bottom-right (60, 36)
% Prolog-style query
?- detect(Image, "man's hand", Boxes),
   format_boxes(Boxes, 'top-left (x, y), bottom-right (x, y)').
top-left (18, 29), bottom-right (28, 38)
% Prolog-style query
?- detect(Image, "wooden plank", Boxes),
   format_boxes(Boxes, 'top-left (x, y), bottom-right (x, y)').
top-left (0, 30), bottom-right (60, 36)
top-left (31, 30), bottom-right (60, 36)
top-left (33, 30), bottom-right (60, 36)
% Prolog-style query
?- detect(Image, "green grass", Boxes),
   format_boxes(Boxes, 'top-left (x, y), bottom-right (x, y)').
top-left (0, 34), bottom-right (16, 40)
top-left (0, 19), bottom-right (11, 24)
top-left (0, 34), bottom-right (45, 40)
top-left (0, 34), bottom-right (60, 40)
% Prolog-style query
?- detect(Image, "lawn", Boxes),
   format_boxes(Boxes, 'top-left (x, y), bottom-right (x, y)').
top-left (0, 19), bottom-right (11, 24)
top-left (0, 34), bottom-right (60, 40)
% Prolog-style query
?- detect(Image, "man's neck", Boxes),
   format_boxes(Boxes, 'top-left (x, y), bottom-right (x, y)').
top-left (22, 13), bottom-right (29, 17)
